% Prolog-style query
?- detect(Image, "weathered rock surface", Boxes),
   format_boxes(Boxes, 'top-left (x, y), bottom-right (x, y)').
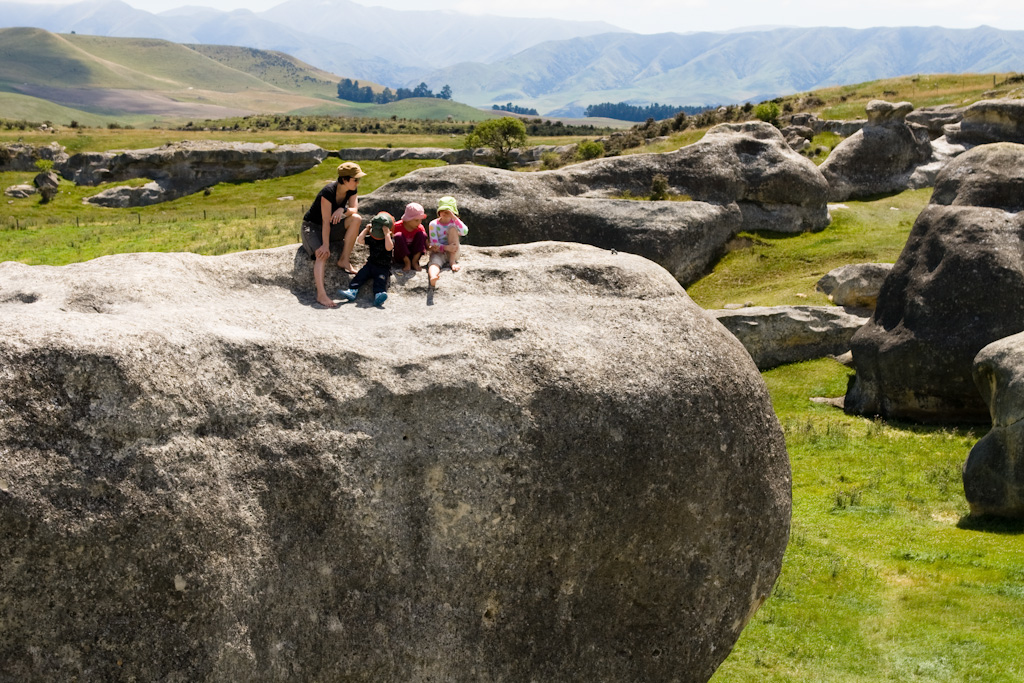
top-left (32, 170), bottom-right (59, 203)
top-left (815, 263), bottom-right (894, 309)
top-left (906, 104), bottom-right (967, 140)
top-left (710, 305), bottom-right (869, 370)
top-left (341, 146), bottom-right (478, 164)
top-left (60, 141), bottom-right (328, 207)
top-left (844, 143), bottom-right (1024, 422)
top-left (963, 332), bottom-right (1024, 517)
top-left (945, 98), bottom-right (1024, 146)
top-left (3, 184), bottom-right (36, 198)
top-left (0, 142), bottom-right (68, 171)
top-left (820, 100), bottom-right (935, 201)
top-left (785, 113), bottom-right (866, 138)
top-left (0, 242), bottom-right (791, 682)
top-left (361, 121), bottom-right (829, 285)
top-left (340, 145), bottom-right (576, 166)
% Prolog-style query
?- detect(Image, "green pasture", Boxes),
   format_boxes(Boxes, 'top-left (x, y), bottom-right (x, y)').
top-left (2, 132), bottom-right (1022, 682)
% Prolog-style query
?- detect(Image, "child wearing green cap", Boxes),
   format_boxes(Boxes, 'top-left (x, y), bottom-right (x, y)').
top-left (339, 211), bottom-right (395, 307)
top-left (427, 195), bottom-right (469, 287)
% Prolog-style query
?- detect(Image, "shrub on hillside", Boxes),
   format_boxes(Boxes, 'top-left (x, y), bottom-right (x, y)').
top-left (754, 102), bottom-right (781, 126)
top-left (575, 140), bottom-right (605, 161)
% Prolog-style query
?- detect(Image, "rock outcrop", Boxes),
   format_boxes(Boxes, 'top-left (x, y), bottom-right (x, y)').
top-left (0, 142), bottom-right (68, 171)
top-left (361, 121), bottom-right (829, 285)
top-left (963, 332), bottom-right (1024, 518)
top-left (820, 100), bottom-right (935, 201)
top-left (945, 99), bottom-right (1024, 147)
top-left (844, 143), bottom-right (1024, 422)
top-left (906, 104), bottom-right (967, 140)
top-left (3, 184), bottom-right (35, 198)
top-left (785, 113), bottom-right (866, 138)
top-left (340, 145), bottom-right (576, 166)
top-left (815, 263), bottom-right (894, 309)
top-left (0, 242), bottom-right (791, 682)
top-left (60, 141), bottom-right (328, 207)
top-left (711, 305), bottom-right (869, 370)
top-left (33, 170), bottom-right (59, 203)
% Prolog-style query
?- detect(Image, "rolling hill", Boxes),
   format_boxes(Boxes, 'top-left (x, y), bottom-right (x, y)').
top-left (0, 28), bottom-right (494, 125)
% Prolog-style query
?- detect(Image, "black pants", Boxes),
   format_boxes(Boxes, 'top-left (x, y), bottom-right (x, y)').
top-left (350, 262), bottom-right (390, 294)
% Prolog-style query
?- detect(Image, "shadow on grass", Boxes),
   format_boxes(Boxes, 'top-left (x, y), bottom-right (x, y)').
top-left (956, 514), bottom-right (1024, 535)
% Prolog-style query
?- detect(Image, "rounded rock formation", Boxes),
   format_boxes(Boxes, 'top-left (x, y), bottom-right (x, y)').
top-left (0, 242), bottom-right (791, 682)
top-left (844, 143), bottom-right (1024, 422)
top-left (361, 121), bottom-right (829, 286)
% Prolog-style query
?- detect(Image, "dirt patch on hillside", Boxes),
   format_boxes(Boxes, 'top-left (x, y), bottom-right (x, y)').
top-left (12, 84), bottom-right (253, 118)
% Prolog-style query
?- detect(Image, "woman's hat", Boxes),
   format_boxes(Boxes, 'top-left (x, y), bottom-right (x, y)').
top-left (370, 211), bottom-right (394, 239)
top-left (401, 202), bottom-right (427, 222)
top-left (337, 162), bottom-right (367, 179)
top-left (437, 196), bottom-right (459, 216)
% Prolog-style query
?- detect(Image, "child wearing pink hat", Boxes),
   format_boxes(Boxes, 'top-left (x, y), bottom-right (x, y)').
top-left (392, 202), bottom-right (429, 272)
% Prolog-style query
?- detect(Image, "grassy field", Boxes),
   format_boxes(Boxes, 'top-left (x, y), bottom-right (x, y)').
top-left (3, 119), bottom-right (1023, 681)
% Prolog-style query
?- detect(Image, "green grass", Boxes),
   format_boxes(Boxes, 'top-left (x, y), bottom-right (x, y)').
top-left (710, 359), bottom-right (1023, 683)
top-left (686, 188), bottom-right (931, 309)
top-left (0, 158), bottom-right (445, 264)
top-left (786, 73), bottom-right (1024, 121)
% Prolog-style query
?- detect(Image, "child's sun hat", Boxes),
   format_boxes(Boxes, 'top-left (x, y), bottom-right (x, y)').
top-left (437, 196), bottom-right (459, 216)
top-left (401, 202), bottom-right (427, 222)
top-left (370, 211), bottom-right (394, 239)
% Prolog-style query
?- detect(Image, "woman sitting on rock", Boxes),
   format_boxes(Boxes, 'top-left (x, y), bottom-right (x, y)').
top-left (300, 162), bottom-right (366, 308)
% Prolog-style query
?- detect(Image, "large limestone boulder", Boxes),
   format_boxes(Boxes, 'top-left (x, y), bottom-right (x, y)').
top-left (963, 332), bottom-right (1024, 517)
top-left (820, 100), bottom-right (935, 201)
top-left (361, 121), bottom-right (829, 285)
top-left (844, 143), bottom-right (1024, 422)
top-left (0, 242), bottom-right (791, 682)
top-left (60, 141), bottom-right (328, 207)
top-left (945, 98), bottom-right (1024, 146)
top-left (815, 263), bottom-right (894, 309)
top-left (711, 305), bottom-right (868, 370)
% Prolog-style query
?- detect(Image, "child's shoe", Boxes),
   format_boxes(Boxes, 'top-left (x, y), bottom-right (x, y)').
top-left (374, 292), bottom-right (388, 307)
top-left (339, 288), bottom-right (358, 301)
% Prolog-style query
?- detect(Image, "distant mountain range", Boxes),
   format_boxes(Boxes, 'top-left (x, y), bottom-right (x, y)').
top-left (1, 0), bottom-right (1023, 116)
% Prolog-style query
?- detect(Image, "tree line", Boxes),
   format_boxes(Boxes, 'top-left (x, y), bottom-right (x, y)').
top-left (584, 102), bottom-right (708, 122)
top-left (337, 79), bottom-right (453, 104)
top-left (492, 103), bottom-right (538, 116)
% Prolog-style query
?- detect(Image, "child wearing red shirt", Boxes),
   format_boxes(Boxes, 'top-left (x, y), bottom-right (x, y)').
top-left (392, 202), bottom-right (429, 272)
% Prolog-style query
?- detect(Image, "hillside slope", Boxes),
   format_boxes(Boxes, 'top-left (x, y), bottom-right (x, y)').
top-left (0, 28), bottom-right (488, 124)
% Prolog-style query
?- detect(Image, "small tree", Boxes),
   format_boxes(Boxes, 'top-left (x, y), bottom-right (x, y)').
top-left (753, 102), bottom-right (781, 126)
top-left (650, 173), bottom-right (669, 201)
top-left (464, 116), bottom-right (528, 169)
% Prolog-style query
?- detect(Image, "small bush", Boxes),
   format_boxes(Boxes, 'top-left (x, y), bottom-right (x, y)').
top-left (575, 140), bottom-right (604, 161)
top-left (34, 159), bottom-right (54, 172)
top-left (650, 173), bottom-right (669, 201)
top-left (540, 151), bottom-right (563, 170)
top-left (753, 102), bottom-right (781, 126)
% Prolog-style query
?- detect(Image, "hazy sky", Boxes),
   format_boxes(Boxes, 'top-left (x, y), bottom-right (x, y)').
top-left (38, 0), bottom-right (1024, 34)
